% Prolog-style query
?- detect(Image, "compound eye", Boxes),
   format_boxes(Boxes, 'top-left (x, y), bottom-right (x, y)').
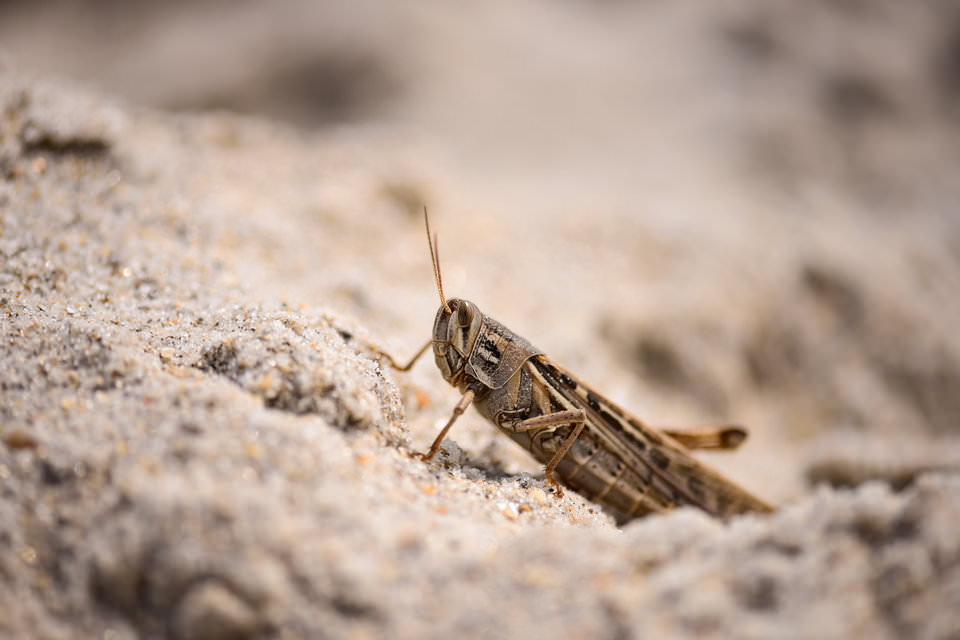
top-left (456, 302), bottom-right (474, 327)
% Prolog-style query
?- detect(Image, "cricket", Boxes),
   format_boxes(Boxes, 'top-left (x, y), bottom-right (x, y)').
top-left (384, 208), bottom-right (773, 522)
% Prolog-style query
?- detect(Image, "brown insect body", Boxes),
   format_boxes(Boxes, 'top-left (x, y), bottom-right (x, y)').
top-left (430, 297), bottom-right (772, 522)
top-left (388, 210), bottom-right (772, 522)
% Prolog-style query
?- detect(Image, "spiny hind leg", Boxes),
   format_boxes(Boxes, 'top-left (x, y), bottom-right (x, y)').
top-left (659, 424), bottom-right (748, 451)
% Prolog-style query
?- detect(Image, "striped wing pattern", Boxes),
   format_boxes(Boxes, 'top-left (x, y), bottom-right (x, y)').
top-left (527, 356), bottom-right (772, 521)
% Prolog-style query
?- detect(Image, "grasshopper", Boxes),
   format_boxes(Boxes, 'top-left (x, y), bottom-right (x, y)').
top-left (385, 209), bottom-right (772, 522)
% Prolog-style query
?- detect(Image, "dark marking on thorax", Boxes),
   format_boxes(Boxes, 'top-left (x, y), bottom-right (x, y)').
top-left (466, 314), bottom-right (542, 389)
top-left (474, 334), bottom-right (502, 374)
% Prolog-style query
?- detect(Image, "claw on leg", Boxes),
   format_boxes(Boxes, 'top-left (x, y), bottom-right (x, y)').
top-left (545, 472), bottom-right (565, 498)
top-left (417, 388), bottom-right (475, 463)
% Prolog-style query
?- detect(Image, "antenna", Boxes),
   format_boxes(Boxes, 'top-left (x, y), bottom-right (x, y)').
top-left (424, 206), bottom-right (450, 313)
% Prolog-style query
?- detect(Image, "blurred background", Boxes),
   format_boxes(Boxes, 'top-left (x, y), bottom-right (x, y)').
top-left (4, 0), bottom-right (960, 501)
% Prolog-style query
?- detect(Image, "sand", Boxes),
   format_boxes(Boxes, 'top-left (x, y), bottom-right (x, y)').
top-left (3, 3), bottom-right (960, 637)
